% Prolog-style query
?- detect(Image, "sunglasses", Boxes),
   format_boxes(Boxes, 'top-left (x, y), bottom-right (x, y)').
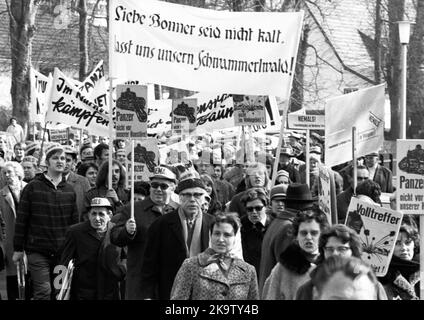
top-left (151, 182), bottom-right (170, 190)
top-left (246, 205), bottom-right (264, 212)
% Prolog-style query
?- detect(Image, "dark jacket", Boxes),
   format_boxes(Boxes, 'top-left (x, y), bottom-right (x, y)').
top-left (240, 214), bottom-right (272, 276)
top-left (110, 197), bottom-right (163, 299)
top-left (258, 208), bottom-right (297, 292)
top-left (14, 174), bottom-right (79, 256)
top-left (336, 186), bottom-right (354, 224)
top-left (140, 209), bottom-right (215, 300)
top-left (66, 172), bottom-right (91, 221)
top-left (60, 220), bottom-right (126, 300)
top-left (82, 185), bottom-right (129, 220)
top-left (371, 164), bottom-right (393, 193)
top-left (380, 255), bottom-right (420, 300)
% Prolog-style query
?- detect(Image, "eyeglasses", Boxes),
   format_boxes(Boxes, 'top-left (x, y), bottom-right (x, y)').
top-left (246, 205), bottom-right (264, 212)
top-left (324, 246), bottom-right (351, 254)
top-left (151, 182), bottom-right (170, 190)
top-left (180, 192), bottom-right (204, 199)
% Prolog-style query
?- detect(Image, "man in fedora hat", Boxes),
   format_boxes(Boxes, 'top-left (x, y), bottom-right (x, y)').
top-left (110, 165), bottom-right (178, 299)
top-left (60, 197), bottom-right (126, 300)
top-left (277, 146), bottom-right (300, 183)
top-left (13, 143), bottom-right (79, 300)
top-left (140, 174), bottom-right (215, 299)
top-left (258, 183), bottom-right (317, 293)
top-left (364, 152), bottom-right (393, 193)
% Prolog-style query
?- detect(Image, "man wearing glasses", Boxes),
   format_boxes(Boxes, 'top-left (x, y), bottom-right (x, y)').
top-left (336, 165), bottom-right (370, 224)
top-left (140, 174), bottom-right (215, 300)
top-left (110, 165), bottom-right (178, 300)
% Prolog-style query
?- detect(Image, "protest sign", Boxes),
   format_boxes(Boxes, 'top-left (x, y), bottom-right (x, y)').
top-left (171, 98), bottom-right (197, 135)
top-left (159, 140), bottom-right (190, 165)
top-left (396, 140), bottom-right (424, 214)
top-left (30, 68), bottom-right (52, 123)
top-left (45, 68), bottom-right (110, 136)
top-left (318, 165), bottom-right (331, 224)
top-left (49, 129), bottom-right (68, 144)
top-left (345, 197), bottom-right (402, 276)
top-left (109, 0), bottom-right (303, 97)
top-left (233, 95), bottom-right (266, 126)
top-left (115, 85), bottom-right (148, 138)
top-left (325, 84), bottom-right (385, 167)
top-left (125, 138), bottom-right (159, 188)
top-left (77, 60), bottom-right (108, 114)
top-left (287, 109), bottom-right (325, 130)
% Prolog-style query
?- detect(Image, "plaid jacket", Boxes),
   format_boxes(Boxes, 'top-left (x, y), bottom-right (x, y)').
top-left (14, 174), bottom-right (79, 256)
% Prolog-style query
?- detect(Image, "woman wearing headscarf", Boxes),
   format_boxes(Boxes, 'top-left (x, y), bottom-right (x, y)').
top-left (170, 212), bottom-right (259, 300)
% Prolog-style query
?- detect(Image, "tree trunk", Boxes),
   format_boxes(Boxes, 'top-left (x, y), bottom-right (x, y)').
top-left (9, 0), bottom-right (40, 131)
top-left (407, 0), bottom-right (424, 138)
top-left (386, 0), bottom-right (405, 140)
top-left (374, 0), bottom-right (383, 83)
top-left (78, 0), bottom-right (88, 81)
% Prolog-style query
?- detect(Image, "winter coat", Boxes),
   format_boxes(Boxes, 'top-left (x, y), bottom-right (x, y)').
top-left (380, 255), bottom-right (420, 300)
top-left (66, 172), bottom-right (91, 221)
top-left (370, 164), bottom-right (393, 193)
top-left (262, 243), bottom-right (316, 300)
top-left (336, 187), bottom-right (354, 224)
top-left (0, 183), bottom-right (26, 275)
top-left (170, 249), bottom-right (259, 300)
top-left (60, 220), bottom-right (126, 300)
top-left (258, 209), bottom-right (297, 292)
top-left (110, 197), bottom-right (163, 299)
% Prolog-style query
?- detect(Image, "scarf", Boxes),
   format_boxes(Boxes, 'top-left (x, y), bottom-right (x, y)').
top-left (178, 207), bottom-right (203, 258)
top-left (199, 248), bottom-right (235, 271)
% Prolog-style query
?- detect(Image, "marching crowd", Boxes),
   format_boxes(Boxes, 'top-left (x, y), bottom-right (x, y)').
top-left (0, 117), bottom-right (420, 301)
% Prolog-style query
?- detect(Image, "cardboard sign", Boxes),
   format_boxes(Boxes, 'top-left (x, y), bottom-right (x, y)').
top-left (115, 85), bottom-right (148, 139)
top-left (233, 95), bottom-right (267, 126)
top-left (396, 139), bottom-right (424, 214)
top-left (110, 0), bottom-right (304, 97)
top-left (171, 98), bottom-right (197, 135)
top-left (345, 197), bottom-right (403, 277)
top-left (287, 109), bottom-right (325, 130)
top-left (30, 68), bottom-right (52, 123)
top-left (325, 84), bottom-right (385, 167)
top-left (318, 165), bottom-right (331, 224)
top-left (125, 138), bottom-right (159, 188)
top-left (49, 129), bottom-right (68, 144)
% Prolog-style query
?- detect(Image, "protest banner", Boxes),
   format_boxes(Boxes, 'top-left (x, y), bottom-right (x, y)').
top-left (115, 85), bottom-right (148, 138)
top-left (318, 165), bottom-right (332, 224)
top-left (396, 140), bottom-right (424, 214)
top-left (233, 95), bottom-right (266, 126)
top-left (45, 68), bottom-right (110, 136)
top-left (287, 109), bottom-right (325, 130)
top-left (159, 140), bottom-right (190, 165)
top-left (30, 68), bottom-right (52, 123)
top-left (345, 197), bottom-right (402, 277)
top-left (171, 98), bottom-right (197, 135)
top-left (325, 84), bottom-right (385, 167)
top-left (125, 138), bottom-right (159, 189)
top-left (109, 0), bottom-right (303, 97)
top-left (77, 60), bottom-right (108, 114)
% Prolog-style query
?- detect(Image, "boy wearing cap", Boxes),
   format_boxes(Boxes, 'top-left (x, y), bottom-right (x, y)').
top-left (140, 176), bottom-right (215, 300)
top-left (110, 165), bottom-right (178, 300)
top-left (277, 147), bottom-right (300, 183)
top-left (60, 197), bottom-right (126, 300)
top-left (13, 143), bottom-right (79, 300)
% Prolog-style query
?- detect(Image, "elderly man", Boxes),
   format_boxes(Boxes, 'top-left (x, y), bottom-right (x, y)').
top-left (60, 197), bottom-right (126, 300)
top-left (13, 143), bottom-right (79, 300)
top-left (140, 175), bottom-right (215, 300)
top-left (110, 165), bottom-right (178, 300)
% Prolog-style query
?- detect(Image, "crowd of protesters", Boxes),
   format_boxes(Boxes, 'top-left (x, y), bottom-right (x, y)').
top-left (0, 118), bottom-right (420, 301)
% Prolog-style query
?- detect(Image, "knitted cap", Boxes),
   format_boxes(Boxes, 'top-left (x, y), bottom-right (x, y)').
top-left (175, 178), bottom-right (206, 194)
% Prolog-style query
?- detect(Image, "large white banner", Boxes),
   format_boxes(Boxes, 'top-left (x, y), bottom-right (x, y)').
top-left (109, 0), bottom-right (303, 97)
top-left (396, 140), bottom-right (424, 214)
top-left (45, 68), bottom-right (110, 136)
top-left (30, 68), bottom-right (52, 123)
top-left (325, 84), bottom-right (386, 167)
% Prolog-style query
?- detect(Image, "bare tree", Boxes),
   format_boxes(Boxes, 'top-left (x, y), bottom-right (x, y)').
top-left (78, 0), bottom-right (88, 81)
top-left (7, 0), bottom-right (41, 131)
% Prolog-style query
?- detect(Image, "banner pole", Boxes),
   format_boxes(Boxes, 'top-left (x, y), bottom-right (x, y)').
top-left (305, 129), bottom-right (310, 187)
top-left (271, 101), bottom-right (288, 188)
top-left (38, 122), bottom-right (48, 167)
top-left (352, 127), bottom-right (357, 194)
top-left (33, 122), bottom-right (36, 142)
top-left (131, 139), bottom-right (135, 220)
top-left (420, 216), bottom-right (424, 300)
top-left (108, 78), bottom-right (114, 190)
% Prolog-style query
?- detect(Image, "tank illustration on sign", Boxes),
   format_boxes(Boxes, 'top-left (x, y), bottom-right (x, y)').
top-left (127, 144), bottom-right (156, 172)
top-left (398, 144), bottom-right (424, 175)
top-left (116, 88), bottom-right (148, 122)
top-left (172, 101), bottom-right (196, 123)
